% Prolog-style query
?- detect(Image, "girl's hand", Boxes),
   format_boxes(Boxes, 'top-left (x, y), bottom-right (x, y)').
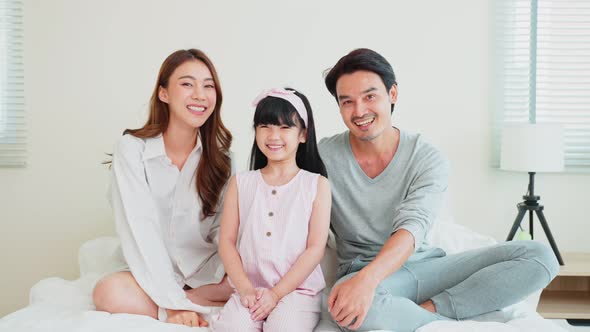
top-left (239, 288), bottom-right (258, 309)
top-left (165, 309), bottom-right (209, 327)
top-left (250, 288), bottom-right (279, 321)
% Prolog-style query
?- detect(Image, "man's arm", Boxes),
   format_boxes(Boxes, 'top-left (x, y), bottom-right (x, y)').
top-left (328, 229), bottom-right (414, 330)
top-left (329, 147), bottom-right (449, 330)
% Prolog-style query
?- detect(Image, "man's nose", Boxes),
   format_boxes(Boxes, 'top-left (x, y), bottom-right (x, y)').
top-left (352, 100), bottom-right (367, 118)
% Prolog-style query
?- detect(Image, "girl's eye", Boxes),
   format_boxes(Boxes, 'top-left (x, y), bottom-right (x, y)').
top-left (258, 125), bottom-right (268, 128)
top-left (181, 82), bottom-right (193, 87)
top-left (205, 84), bottom-right (215, 89)
top-left (281, 126), bottom-right (291, 129)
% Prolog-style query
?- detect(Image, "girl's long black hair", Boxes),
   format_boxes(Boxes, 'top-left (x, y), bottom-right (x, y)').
top-left (249, 88), bottom-right (327, 178)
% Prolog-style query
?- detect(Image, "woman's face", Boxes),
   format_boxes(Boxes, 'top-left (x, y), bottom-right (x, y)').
top-left (158, 59), bottom-right (217, 130)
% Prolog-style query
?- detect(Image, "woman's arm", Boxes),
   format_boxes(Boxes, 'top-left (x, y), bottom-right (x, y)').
top-left (111, 136), bottom-right (208, 316)
top-left (207, 152), bottom-right (235, 247)
top-left (218, 175), bottom-right (256, 302)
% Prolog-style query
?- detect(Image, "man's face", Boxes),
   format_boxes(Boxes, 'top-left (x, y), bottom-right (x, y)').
top-left (335, 70), bottom-right (397, 142)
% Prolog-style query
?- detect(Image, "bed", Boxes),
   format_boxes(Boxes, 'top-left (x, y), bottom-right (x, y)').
top-left (0, 221), bottom-right (565, 332)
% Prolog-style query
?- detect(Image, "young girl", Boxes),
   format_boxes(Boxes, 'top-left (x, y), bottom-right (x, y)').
top-left (92, 49), bottom-right (234, 328)
top-left (213, 88), bottom-right (332, 331)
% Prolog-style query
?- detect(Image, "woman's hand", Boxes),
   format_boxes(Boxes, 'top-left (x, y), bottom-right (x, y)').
top-left (165, 309), bottom-right (209, 327)
top-left (249, 288), bottom-right (279, 321)
top-left (239, 288), bottom-right (258, 309)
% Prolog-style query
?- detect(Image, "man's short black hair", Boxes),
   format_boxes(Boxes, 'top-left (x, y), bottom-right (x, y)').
top-left (324, 48), bottom-right (397, 113)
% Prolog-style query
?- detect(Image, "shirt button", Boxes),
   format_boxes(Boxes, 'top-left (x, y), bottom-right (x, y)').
top-left (266, 232), bottom-right (272, 237)
top-left (271, 190), bottom-right (277, 195)
top-left (268, 212), bottom-right (274, 217)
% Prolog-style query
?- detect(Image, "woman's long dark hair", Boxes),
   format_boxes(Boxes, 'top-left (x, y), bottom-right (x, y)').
top-left (124, 49), bottom-right (232, 219)
top-left (249, 88), bottom-right (327, 178)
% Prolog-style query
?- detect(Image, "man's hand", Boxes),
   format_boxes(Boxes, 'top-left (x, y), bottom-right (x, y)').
top-left (328, 273), bottom-right (379, 330)
top-left (165, 309), bottom-right (209, 327)
top-left (249, 288), bottom-right (279, 321)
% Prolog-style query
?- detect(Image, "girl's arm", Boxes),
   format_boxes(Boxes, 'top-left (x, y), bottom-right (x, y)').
top-left (218, 175), bottom-right (256, 302)
top-left (111, 136), bottom-right (209, 317)
top-left (271, 176), bottom-right (332, 299)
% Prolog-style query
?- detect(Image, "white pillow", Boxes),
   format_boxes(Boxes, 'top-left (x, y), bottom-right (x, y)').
top-left (78, 236), bottom-right (127, 276)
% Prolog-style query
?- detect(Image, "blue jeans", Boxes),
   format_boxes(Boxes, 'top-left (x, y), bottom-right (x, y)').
top-left (315, 241), bottom-right (559, 332)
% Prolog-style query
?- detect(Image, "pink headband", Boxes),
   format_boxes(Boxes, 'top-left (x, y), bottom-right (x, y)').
top-left (252, 88), bottom-right (308, 127)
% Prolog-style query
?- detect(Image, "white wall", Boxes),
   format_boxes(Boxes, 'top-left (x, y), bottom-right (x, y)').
top-left (1, 0), bottom-right (588, 316)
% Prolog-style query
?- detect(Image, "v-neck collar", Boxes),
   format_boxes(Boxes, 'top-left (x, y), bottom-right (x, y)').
top-left (345, 127), bottom-right (403, 183)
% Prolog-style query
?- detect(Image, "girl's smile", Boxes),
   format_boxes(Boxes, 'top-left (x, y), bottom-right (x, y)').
top-left (256, 124), bottom-right (306, 162)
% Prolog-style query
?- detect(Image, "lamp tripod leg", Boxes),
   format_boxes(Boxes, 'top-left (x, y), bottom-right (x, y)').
top-left (535, 210), bottom-right (565, 265)
top-left (507, 207), bottom-right (527, 241)
top-left (529, 210), bottom-right (534, 239)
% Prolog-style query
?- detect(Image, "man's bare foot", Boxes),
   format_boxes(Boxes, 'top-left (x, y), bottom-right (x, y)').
top-left (419, 299), bottom-right (437, 313)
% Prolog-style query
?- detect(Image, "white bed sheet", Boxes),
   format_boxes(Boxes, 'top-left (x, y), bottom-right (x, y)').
top-left (0, 222), bottom-right (566, 332)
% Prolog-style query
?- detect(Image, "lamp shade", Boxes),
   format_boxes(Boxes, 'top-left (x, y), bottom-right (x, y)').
top-left (500, 124), bottom-right (564, 172)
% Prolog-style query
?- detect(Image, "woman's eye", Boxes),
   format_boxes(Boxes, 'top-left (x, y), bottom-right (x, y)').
top-left (205, 84), bottom-right (215, 89)
top-left (182, 82), bottom-right (193, 87)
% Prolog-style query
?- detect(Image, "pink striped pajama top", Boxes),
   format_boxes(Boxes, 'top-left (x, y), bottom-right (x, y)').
top-left (234, 169), bottom-right (325, 296)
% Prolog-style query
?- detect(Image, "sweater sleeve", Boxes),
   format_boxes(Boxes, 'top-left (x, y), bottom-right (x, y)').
top-left (391, 148), bottom-right (450, 250)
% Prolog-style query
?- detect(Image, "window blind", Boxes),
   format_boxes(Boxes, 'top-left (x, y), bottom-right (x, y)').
top-left (0, 0), bottom-right (25, 167)
top-left (495, 0), bottom-right (590, 171)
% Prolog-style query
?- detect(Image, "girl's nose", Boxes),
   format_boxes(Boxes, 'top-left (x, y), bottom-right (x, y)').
top-left (269, 127), bottom-right (281, 139)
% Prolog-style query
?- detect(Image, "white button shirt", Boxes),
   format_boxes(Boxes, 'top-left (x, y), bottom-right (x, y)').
top-left (110, 134), bottom-right (230, 315)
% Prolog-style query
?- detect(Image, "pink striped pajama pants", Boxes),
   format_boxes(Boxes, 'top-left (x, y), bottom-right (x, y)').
top-left (212, 292), bottom-right (321, 332)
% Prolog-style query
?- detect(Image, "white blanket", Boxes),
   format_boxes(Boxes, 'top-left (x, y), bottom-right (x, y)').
top-left (0, 222), bottom-right (565, 332)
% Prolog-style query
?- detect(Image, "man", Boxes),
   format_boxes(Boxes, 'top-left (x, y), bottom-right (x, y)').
top-left (315, 48), bottom-right (559, 332)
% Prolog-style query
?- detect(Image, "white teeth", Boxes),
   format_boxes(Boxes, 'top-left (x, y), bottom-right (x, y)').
top-left (267, 145), bottom-right (283, 149)
top-left (188, 106), bottom-right (205, 112)
top-left (355, 118), bottom-right (374, 126)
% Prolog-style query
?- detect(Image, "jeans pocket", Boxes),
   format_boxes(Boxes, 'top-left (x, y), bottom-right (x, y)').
top-left (335, 262), bottom-right (353, 280)
top-left (416, 278), bottom-right (425, 304)
top-left (336, 257), bottom-right (364, 280)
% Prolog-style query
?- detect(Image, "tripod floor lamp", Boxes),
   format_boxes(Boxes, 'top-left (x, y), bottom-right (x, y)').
top-left (500, 124), bottom-right (565, 265)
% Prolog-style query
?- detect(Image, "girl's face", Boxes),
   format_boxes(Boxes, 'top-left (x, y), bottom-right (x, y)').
top-left (158, 59), bottom-right (217, 130)
top-left (255, 120), bottom-right (306, 163)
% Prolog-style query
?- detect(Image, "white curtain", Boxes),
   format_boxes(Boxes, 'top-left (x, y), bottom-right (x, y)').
top-left (0, 0), bottom-right (25, 167)
top-left (495, 0), bottom-right (590, 171)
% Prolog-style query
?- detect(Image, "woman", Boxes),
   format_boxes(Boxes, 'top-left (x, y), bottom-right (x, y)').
top-left (93, 49), bottom-right (233, 328)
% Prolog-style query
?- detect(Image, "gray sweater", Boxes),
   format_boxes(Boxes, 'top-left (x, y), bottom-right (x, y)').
top-left (318, 129), bottom-right (449, 266)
